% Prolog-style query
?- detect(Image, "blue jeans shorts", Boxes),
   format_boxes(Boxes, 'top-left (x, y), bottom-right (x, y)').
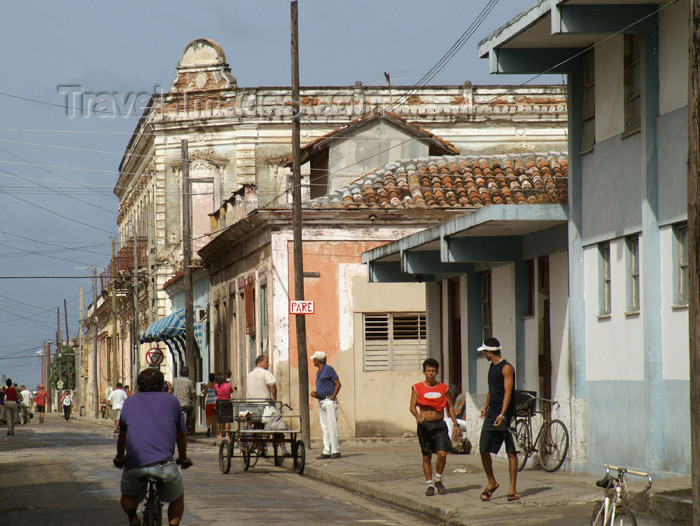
top-left (121, 461), bottom-right (184, 503)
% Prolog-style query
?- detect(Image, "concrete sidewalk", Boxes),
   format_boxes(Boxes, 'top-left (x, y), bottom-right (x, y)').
top-left (192, 434), bottom-right (691, 525)
top-left (70, 413), bottom-right (690, 524)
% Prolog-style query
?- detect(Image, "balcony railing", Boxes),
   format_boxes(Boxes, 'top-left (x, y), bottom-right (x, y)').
top-left (101, 237), bottom-right (148, 292)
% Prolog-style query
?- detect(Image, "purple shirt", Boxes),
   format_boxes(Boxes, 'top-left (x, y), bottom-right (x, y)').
top-left (119, 391), bottom-right (186, 470)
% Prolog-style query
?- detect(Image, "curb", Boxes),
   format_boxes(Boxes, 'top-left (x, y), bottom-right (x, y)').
top-left (188, 434), bottom-right (467, 526)
top-left (302, 462), bottom-right (467, 525)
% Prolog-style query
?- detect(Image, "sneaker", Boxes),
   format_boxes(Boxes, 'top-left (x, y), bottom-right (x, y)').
top-left (425, 485), bottom-right (435, 496)
top-left (316, 454), bottom-right (331, 460)
top-left (435, 480), bottom-right (447, 495)
top-left (330, 453), bottom-right (341, 459)
top-left (206, 428), bottom-right (211, 437)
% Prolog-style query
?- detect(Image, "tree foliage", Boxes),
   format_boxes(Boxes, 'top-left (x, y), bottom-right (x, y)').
top-left (49, 344), bottom-right (76, 390)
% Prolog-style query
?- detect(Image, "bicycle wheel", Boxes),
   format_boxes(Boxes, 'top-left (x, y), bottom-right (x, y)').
top-left (248, 440), bottom-right (263, 469)
top-left (515, 419), bottom-right (530, 471)
top-left (292, 440), bottom-right (305, 475)
top-left (241, 443), bottom-right (251, 471)
top-left (590, 501), bottom-right (604, 526)
top-left (611, 506), bottom-right (637, 526)
top-left (218, 439), bottom-right (232, 474)
top-left (538, 419), bottom-right (569, 472)
top-left (142, 490), bottom-right (162, 526)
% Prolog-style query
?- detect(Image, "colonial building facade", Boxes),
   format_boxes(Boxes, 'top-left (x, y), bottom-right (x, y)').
top-left (82, 37), bottom-right (567, 430)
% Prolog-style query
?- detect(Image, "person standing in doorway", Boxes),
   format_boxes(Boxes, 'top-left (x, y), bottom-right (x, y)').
top-left (410, 358), bottom-right (461, 496)
top-left (109, 383), bottom-right (129, 434)
top-left (478, 337), bottom-right (519, 502)
top-left (35, 385), bottom-right (49, 424)
top-left (310, 351), bottom-right (341, 460)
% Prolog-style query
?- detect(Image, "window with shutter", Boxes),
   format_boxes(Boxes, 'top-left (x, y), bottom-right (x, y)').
top-left (363, 313), bottom-right (426, 371)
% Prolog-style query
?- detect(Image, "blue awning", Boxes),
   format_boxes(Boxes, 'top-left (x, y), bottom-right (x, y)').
top-left (139, 309), bottom-right (186, 343)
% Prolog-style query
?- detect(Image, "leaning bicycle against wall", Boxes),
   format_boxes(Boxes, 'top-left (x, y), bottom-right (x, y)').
top-left (113, 367), bottom-right (192, 526)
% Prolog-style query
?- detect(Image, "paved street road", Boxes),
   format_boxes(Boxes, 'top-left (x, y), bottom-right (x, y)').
top-left (0, 414), bottom-right (433, 525)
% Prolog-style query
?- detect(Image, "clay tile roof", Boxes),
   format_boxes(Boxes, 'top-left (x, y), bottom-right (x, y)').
top-left (307, 154), bottom-right (568, 211)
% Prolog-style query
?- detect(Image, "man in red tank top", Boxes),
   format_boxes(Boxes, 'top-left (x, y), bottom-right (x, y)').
top-left (410, 358), bottom-right (461, 496)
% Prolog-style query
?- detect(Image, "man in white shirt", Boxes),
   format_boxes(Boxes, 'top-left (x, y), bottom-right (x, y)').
top-left (108, 383), bottom-right (129, 433)
top-left (20, 385), bottom-right (31, 424)
top-left (246, 355), bottom-right (277, 402)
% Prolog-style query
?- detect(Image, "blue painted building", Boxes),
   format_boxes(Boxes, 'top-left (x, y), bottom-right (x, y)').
top-left (365, 0), bottom-right (690, 476)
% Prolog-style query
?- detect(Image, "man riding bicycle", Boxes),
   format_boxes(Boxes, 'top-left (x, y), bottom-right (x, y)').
top-left (114, 367), bottom-right (192, 526)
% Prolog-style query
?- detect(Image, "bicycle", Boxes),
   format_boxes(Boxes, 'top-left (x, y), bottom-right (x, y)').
top-left (513, 390), bottom-right (569, 472)
top-left (590, 464), bottom-right (652, 526)
top-left (114, 457), bottom-right (192, 526)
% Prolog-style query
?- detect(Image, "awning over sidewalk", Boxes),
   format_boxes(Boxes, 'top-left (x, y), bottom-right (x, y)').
top-left (140, 309), bottom-right (187, 343)
top-left (139, 309), bottom-right (205, 373)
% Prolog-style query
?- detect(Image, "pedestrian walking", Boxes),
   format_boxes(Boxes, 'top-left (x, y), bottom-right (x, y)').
top-left (410, 358), bottom-right (461, 496)
top-left (477, 337), bottom-right (519, 502)
top-left (60, 390), bottom-right (73, 422)
top-left (201, 373), bottom-right (217, 437)
top-left (310, 351), bottom-right (342, 459)
top-left (108, 383), bottom-right (129, 433)
top-left (20, 385), bottom-right (31, 424)
top-left (4, 379), bottom-right (21, 435)
top-left (35, 385), bottom-right (49, 424)
top-left (171, 366), bottom-right (195, 434)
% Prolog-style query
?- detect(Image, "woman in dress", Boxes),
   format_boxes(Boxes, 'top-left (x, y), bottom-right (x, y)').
top-left (214, 373), bottom-right (233, 439)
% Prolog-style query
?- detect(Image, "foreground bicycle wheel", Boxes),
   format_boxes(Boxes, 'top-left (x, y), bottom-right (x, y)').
top-left (142, 487), bottom-right (163, 526)
top-left (218, 439), bottom-right (232, 474)
top-left (538, 419), bottom-right (569, 472)
top-left (590, 501), bottom-right (637, 526)
top-left (515, 419), bottom-right (530, 471)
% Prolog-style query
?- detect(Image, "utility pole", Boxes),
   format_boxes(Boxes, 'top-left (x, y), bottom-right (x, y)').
top-left (47, 339), bottom-right (52, 413)
top-left (57, 306), bottom-right (62, 399)
top-left (79, 286), bottom-right (84, 413)
top-left (132, 222), bottom-right (140, 387)
top-left (291, 0), bottom-right (310, 448)
top-left (182, 139), bottom-right (196, 381)
top-left (111, 239), bottom-right (119, 386)
top-left (64, 298), bottom-right (70, 389)
top-left (688, 2), bottom-right (700, 522)
top-left (92, 268), bottom-right (99, 417)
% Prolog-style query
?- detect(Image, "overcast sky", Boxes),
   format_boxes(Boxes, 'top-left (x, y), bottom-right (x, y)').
top-left (0, 0), bottom-right (560, 387)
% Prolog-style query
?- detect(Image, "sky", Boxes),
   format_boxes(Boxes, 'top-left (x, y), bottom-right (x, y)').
top-left (0, 0), bottom-right (560, 388)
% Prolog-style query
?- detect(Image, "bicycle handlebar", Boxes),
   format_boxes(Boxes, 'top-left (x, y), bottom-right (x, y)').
top-left (603, 464), bottom-right (653, 494)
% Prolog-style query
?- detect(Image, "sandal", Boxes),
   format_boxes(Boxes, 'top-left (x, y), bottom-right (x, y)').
top-left (480, 483), bottom-right (499, 501)
top-left (507, 493), bottom-right (520, 502)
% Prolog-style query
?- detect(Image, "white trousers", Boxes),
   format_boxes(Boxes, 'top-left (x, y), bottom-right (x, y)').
top-left (319, 399), bottom-right (340, 455)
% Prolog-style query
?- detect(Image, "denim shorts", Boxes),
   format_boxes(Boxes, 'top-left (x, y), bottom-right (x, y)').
top-left (121, 461), bottom-right (184, 503)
